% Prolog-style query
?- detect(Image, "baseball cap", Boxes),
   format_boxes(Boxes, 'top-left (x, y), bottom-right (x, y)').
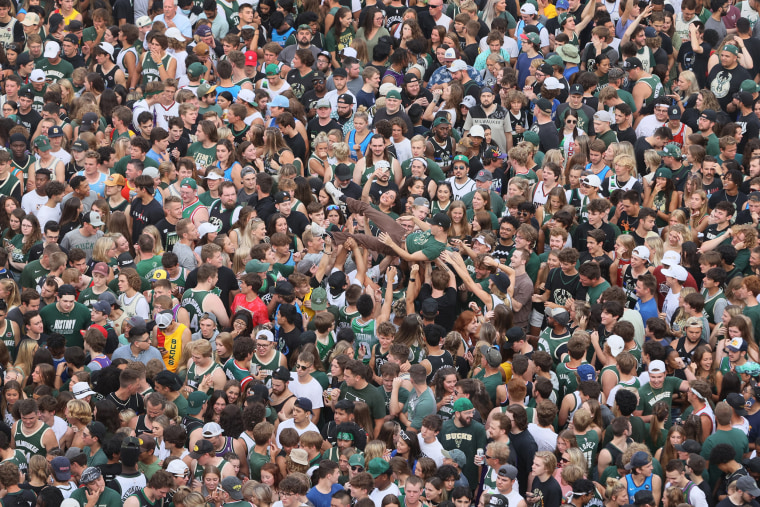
top-left (737, 476), bottom-right (760, 497)
top-left (569, 83), bottom-right (584, 95)
top-left (427, 212), bottom-right (452, 229)
top-left (167, 459), bottom-right (189, 476)
top-left (623, 57), bottom-right (643, 70)
top-left (44, 41), bottom-right (60, 58)
top-left (648, 359), bottom-right (667, 374)
top-left (701, 109), bottom-right (717, 122)
top-left (154, 370), bottom-right (183, 391)
top-left (444, 48), bottom-right (457, 59)
top-left (535, 97), bottom-right (553, 114)
top-left (187, 62), bottom-right (208, 78)
top-left (58, 284), bottom-right (77, 297)
top-left (71, 382), bottom-right (96, 399)
top-left (658, 142), bottom-right (682, 159)
top-left (294, 397), bottom-right (313, 412)
top-left (310, 287), bottom-right (328, 311)
top-left (728, 337), bottom-right (749, 352)
top-left (674, 439), bottom-right (701, 454)
top-left (661, 264), bottom-right (688, 282)
top-left (593, 110), bottom-right (613, 123)
top-left (47, 125), bottom-right (64, 138)
top-left (197, 82), bottom-right (217, 97)
top-left (545, 307), bottom-right (570, 326)
top-left (479, 345), bottom-right (502, 367)
top-left (520, 32), bottom-right (540, 45)
top-left (222, 477), bottom-right (244, 500)
top-left (490, 272), bottom-right (510, 293)
top-left (632, 246), bottom-right (650, 262)
top-left (21, 12), bottom-right (39, 25)
top-left (669, 105), bottom-right (682, 119)
top-left (368, 458), bottom-right (390, 478)
top-left (469, 125), bottom-right (485, 138)
top-left (487, 495), bottom-right (508, 507)
top-left (581, 174), bottom-right (602, 188)
top-left (577, 363), bottom-right (596, 381)
top-left (33, 135), bottom-right (51, 151)
top-left (272, 366), bottom-right (291, 382)
top-left (51, 457), bottom-right (72, 481)
top-left (155, 311), bottom-right (173, 329)
top-left (421, 298), bottom-right (438, 315)
top-left (187, 391), bottom-right (208, 415)
top-left (202, 422), bottom-right (223, 438)
top-left (135, 15), bottom-right (152, 27)
top-left (189, 439), bottom-right (214, 459)
top-left (452, 397), bottom-right (473, 412)
top-left (498, 464), bottom-right (518, 479)
top-left (245, 259), bottom-right (270, 273)
top-left (607, 334), bottom-right (625, 357)
top-left (543, 76), bottom-right (564, 90)
top-left (625, 451), bottom-right (651, 471)
top-left (475, 170), bottom-right (493, 182)
top-left (245, 50), bottom-right (257, 66)
top-left (449, 59), bottom-right (467, 72)
top-left (386, 89), bottom-right (402, 100)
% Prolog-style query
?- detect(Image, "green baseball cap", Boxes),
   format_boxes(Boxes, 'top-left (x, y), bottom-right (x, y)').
top-left (265, 63), bottom-right (279, 75)
top-left (657, 142), bottom-right (681, 159)
top-left (386, 90), bottom-right (402, 100)
top-left (723, 44), bottom-right (739, 55)
top-left (187, 391), bottom-right (208, 415)
top-left (310, 287), bottom-right (327, 311)
top-left (348, 454), bottom-right (365, 467)
top-left (187, 62), bottom-right (208, 78)
top-left (523, 130), bottom-right (540, 146)
top-left (33, 135), bottom-right (51, 151)
top-left (245, 259), bottom-right (270, 273)
top-left (368, 458), bottom-right (390, 478)
top-left (741, 79), bottom-right (760, 93)
top-left (654, 167), bottom-right (673, 179)
top-left (545, 54), bottom-right (564, 67)
top-left (453, 154), bottom-right (469, 164)
top-left (452, 397), bottom-right (474, 412)
top-left (432, 117), bottom-right (450, 128)
top-left (180, 177), bottom-right (197, 189)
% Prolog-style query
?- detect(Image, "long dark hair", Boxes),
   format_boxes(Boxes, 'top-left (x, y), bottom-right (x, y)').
top-left (361, 6), bottom-right (383, 34)
top-left (203, 390), bottom-right (229, 423)
top-left (332, 6), bottom-right (351, 38)
top-left (59, 197), bottom-right (82, 226)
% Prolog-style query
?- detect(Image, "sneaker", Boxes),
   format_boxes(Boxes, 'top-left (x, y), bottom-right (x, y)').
top-left (324, 182), bottom-right (345, 203)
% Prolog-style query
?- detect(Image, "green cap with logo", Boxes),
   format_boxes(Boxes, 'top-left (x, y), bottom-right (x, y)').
top-left (453, 154), bottom-right (469, 164)
top-left (180, 177), bottom-right (197, 189)
top-left (187, 391), bottom-right (208, 415)
top-left (741, 79), bottom-right (760, 93)
top-left (33, 135), bottom-right (51, 151)
top-left (654, 167), bottom-right (673, 179)
top-left (310, 287), bottom-right (328, 311)
top-left (657, 142), bottom-right (681, 159)
top-left (266, 63), bottom-right (279, 75)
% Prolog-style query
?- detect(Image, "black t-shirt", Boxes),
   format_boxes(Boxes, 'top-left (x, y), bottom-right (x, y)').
top-left (16, 109), bottom-right (41, 136)
top-left (462, 43), bottom-right (479, 66)
top-left (707, 64), bottom-right (752, 111)
top-left (278, 326), bottom-right (303, 360)
top-left (1, 489), bottom-right (36, 507)
top-left (287, 68), bottom-right (316, 102)
top-left (247, 194), bottom-right (277, 225)
top-left (301, 89), bottom-right (326, 117)
top-left (284, 210), bottom-right (310, 238)
top-left (545, 267), bottom-right (586, 307)
top-left (107, 392), bottom-right (144, 414)
top-left (368, 181), bottom-right (399, 203)
top-left (401, 87), bottom-right (434, 109)
top-left (738, 112), bottom-right (760, 154)
top-left (677, 40), bottom-right (712, 88)
top-left (113, 0), bottom-right (135, 23)
top-left (530, 475), bottom-right (563, 507)
top-left (571, 222), bottom-right (616, 253)
top-left (617, 211), bottom-right (639, 233)
top-left (155, 218), bottom-right (178, 251)
top-left (708, 190), bottom-right (747, 212)
top-left (579, 252), bottom-right (613, 283)
top-left (372, 107), bottom-right (415, 139)
top-left (614, 125), bottom-right (637, 146)
top-left (130, 197), bottom-right (164, 243)
top-left (416, 284), bottom-right (458, 331)
top-left (306, 117), bottom-right (342, 146)
top-left (634, 137), bottom-right (654, 177)
top-left (531, 120), bottom-right (559, 152)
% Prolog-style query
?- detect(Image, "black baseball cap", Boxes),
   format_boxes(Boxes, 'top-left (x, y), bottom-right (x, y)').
top-left (427, 212), bottom-right (452, 230)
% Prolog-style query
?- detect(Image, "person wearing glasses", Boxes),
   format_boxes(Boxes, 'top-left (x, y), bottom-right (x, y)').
top-left (288, 351), bottom-right (325, 422)
top-left (112, 319), bottom-right (164, 365)
top-left (445, 154), bottom-right (475, 201)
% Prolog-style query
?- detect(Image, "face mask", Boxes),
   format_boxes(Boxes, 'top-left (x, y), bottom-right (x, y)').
top-left (181, 8), bottom-right (191, 15)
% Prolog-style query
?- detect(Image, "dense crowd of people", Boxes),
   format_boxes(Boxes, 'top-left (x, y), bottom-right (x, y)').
top-left (0, 0), bottom-right (759, 506)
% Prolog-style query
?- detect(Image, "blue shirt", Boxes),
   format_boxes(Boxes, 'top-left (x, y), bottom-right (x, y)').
top-left (635, 297), bottom-right (659, 326)
top-left (153, 13), bottom-right (193, 38)
top-left (111, 343), bottom-right (164, 366)
top-left (306, 484), bottom-right (344, 507)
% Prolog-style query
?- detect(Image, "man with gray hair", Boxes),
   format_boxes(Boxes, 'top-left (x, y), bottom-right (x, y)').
top-left (153, 0), bottom-right (192, 37)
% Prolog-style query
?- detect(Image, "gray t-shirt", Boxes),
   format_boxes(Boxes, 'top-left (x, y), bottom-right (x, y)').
top-left (60, 228), bottom-right (104, 261)
top-left (705, 16), bottom-right (727, 45)
top-left (173, 242), bottom-right (197, 271)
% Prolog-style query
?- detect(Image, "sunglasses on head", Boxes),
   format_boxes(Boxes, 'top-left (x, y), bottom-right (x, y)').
top-left (326, 205), bottom-right (340, 211)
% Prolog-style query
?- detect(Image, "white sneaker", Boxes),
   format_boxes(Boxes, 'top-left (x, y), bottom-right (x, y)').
top-left (324, 182), bottom-right (344, 203)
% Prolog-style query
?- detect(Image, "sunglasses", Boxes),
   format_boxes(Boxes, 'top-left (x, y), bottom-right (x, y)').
top-left (352, 466), bottom-right (364, 472)
top-left (453, 165), bottom-right (467, 170)
top-left (296, 364), bottom-right (310, 370)
top-left (566, 119), bottom-right (577, 124)
top-left (326, 205), bottom-right (340, 211)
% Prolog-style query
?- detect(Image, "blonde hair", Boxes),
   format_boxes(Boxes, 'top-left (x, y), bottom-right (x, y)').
top-left (613, 154), bottom-right (637, 177)
top-left (142, 226), bottom-right (164, 255)
top-left (605, 478), bottom-right (627, 501)
top-left (66, 399), bottom-right (93, 425)
top-left (645, 235), bottom-right (664, 267)
top-left (0, 279), bottom-right (20, 308)
top-left (644, 150), bottom-right (662, 173)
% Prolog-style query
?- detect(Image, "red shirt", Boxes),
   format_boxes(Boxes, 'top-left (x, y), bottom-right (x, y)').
top-left (231, 294), bottom-right (270, 327)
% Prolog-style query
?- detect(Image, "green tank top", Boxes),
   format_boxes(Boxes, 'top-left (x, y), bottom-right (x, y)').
top-left (141, 53), bottom-right (174, 89)
top-left (181, 288), bottom-right (209, 334)
top-left (182, 199), bottom-right (205, 221)
top-left (14, 420), bottom-right (49, 461)
top-left (251, 350), bottom-right (282, 384)
top-left (351, 317), bottom-right (376, 364)
top-left (186, 361), bottom-right (222, 394)
top-left (12, 156), bottom-right (34, 185)
top-left (638, 75), bottom-right (663, 108)
top-left (702, 288), bottom-right (726, 324)
top-left (223, 358), bottom-right (250, 381)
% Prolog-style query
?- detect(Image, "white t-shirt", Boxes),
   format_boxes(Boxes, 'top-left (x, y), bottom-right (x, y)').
top-left (21, 191), bottom-right (48, 216)
top-left (369, 483), bottom-right (401, 507)
top-left (36, 204), bottom-right (61, 233)
top-left (417, 434), bottom-right (445, 467)
top-left (288, 374), bottom-right (325, 412)
top-left (527, 423), bottom-right (558, 452)
top-left (275, 418), bottom-right (319, 446)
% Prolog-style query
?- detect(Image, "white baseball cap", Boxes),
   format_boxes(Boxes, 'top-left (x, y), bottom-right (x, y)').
top-left (581, 174), bottom-right (602, 188)
top-left (662, 250), bottom-right (681, 266)
top-left (165, 27), bottom-right (184, 41)
top-left (98, 42), bottom-right (114, 57)
top-left (44, 41), bottom-right (60, 58)
top-left (521, 3), bottom-right (538, 14)
top-left (607, 335), bottom-right (625, 358)
top-left (662, 264), bottom-right (688, 282)
top-left (29, 69), bottom-right (46, 83)
top-left (543, 77), bottom-right (564, 90)
top-left (202, 422), bottom-right (223, 438)
top-left (449, 59), bottom-right (468, 72)
top-left (469, 125), bottom-right (485, 138)
top-left (632, 246), bottom-right (650, 262)
top-left (649, 359), bottom-right (667, 374)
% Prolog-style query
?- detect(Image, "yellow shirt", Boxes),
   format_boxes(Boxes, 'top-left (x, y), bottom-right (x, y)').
top-left (159, 322), bottom-right (187, 372)
top-left (542, 4), bottom-right (557, 19)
